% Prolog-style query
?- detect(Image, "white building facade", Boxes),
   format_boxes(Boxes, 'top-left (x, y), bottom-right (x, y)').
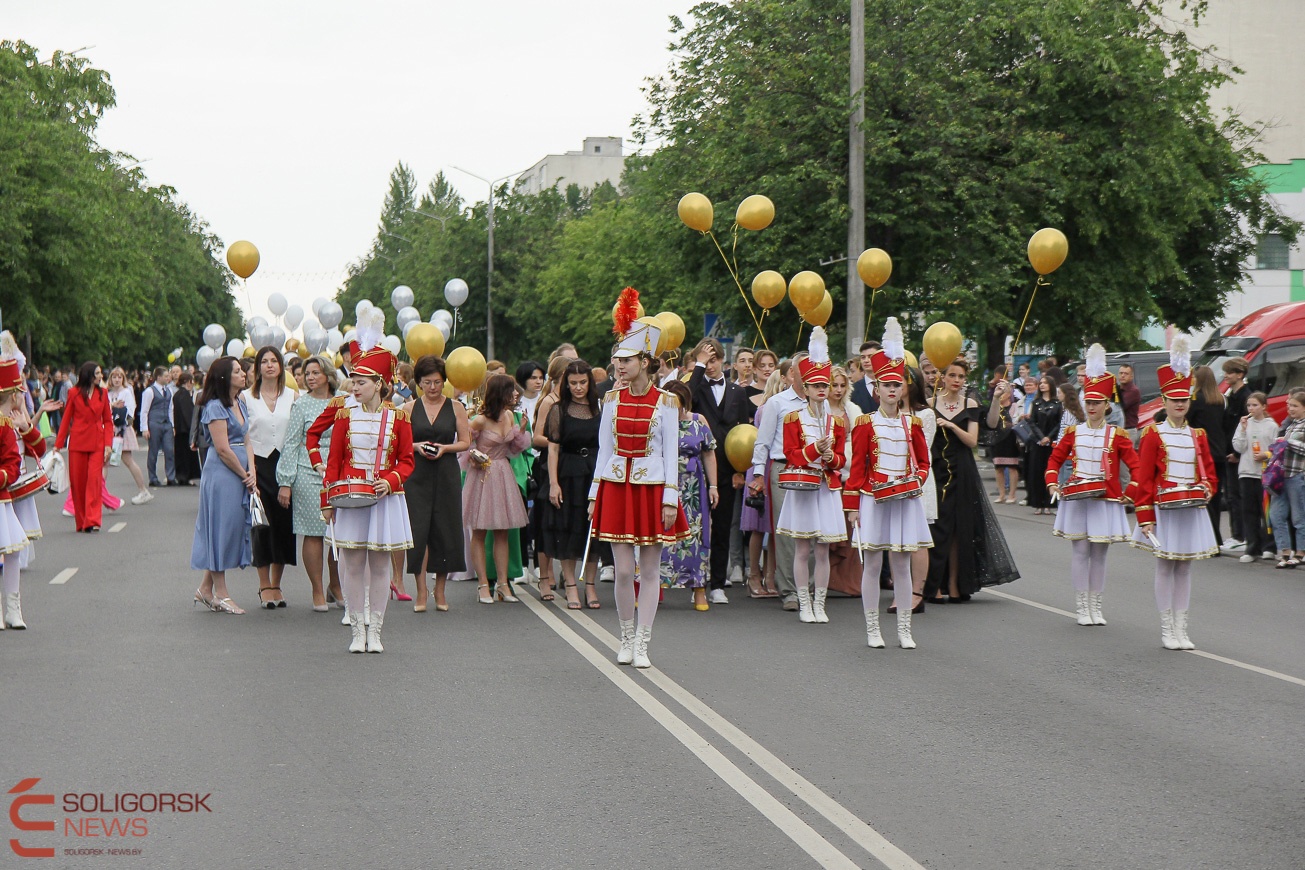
top-left (517, 137), bottom-right (627, 195)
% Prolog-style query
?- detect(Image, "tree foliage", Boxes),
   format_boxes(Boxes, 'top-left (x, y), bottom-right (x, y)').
top-left (0, 41), bottom-right (240, 368)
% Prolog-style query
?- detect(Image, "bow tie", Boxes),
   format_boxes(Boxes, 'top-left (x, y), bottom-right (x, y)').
top-left (707, 378), bottom-right (725, 387)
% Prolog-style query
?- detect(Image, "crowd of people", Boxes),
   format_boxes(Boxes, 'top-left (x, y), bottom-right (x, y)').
top-left (12, 301), bottom-right (1296, 658)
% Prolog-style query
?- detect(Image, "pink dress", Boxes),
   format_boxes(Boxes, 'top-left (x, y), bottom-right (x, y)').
top-left (462, 424), bottom-right (531, 530)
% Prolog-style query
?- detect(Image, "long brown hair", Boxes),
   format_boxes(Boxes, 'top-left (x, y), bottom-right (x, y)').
top-left (481, 373), bottom-right (518, 422)
top-left (1192, 365), bottom-right (1224, 406)
top-left (1059, 383), bottom-right (1086, 423)
top-left (250, 346), bottom-right (286, 396)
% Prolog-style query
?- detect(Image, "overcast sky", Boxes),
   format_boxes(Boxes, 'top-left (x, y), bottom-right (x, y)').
top-left (6, 0), bottom-right (697, 324)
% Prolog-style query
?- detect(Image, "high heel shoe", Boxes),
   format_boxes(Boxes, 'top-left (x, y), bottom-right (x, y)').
top-left (564, 581), bottom-right (582, 610)
top-left (213, 597), bottom-right (245, 615)
top-left (193, 589), bottom-right (215, 611)
top-left (257, 587), bottom-right (277, 610)
top-left (584, 580), bottom-right (601, 609)
top-left (495, 581), bottom-right (520, 603)
top-left (477, 583), bottom-right (494, 604)
top-left (390, 583), bottom-right (412, 602)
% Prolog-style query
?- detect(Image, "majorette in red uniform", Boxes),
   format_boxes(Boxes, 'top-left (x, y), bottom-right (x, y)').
top-left (842, 317), bottom-right (931, 648)
top-left (1045, 343), bottom-right (1140, 628)
top-left (588, 288), bottom-right (689, 669)
top-left (1123, 336), bottom-right (1218, 651)
top-left (0, 332), bottom-right (38, 629)
top-left (320, 310), bottom-right (414, 654)
top-left (774, 326), bottom-right (846, 626)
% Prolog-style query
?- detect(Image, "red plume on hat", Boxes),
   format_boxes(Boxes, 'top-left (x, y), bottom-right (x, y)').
top-left (613, 287), bottom-right (640, 338)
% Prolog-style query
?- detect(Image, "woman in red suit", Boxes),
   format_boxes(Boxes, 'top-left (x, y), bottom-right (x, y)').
top-left (55, 362), bottom-right (114, 532)
top-left (588, 289), bottom-right (689, 669)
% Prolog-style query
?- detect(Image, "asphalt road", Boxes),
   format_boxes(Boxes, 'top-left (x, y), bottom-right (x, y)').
top-left (4, 463), bottom-right (1303, 869)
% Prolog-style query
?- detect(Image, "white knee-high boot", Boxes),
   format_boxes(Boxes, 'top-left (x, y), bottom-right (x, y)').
top-left (864, 608), bottom-right (884, 648)
top-left (1173, 610), bottom-right (1195, 650)
top-left (366, 611), bottom-right (384, 653)
top-left (1089, 592), bottom-right (1106, 626)
top-left (795, 585), bottom-right (814, 623)
top-left (1159, 610), bottom-right (1180, 650)
top-left (1075, 591), bottom-right (1091, 626)
top-left (897, 608), bottom-right (916, 649)
top-left (632, 625), bottom-right (653, 669)
top-left (812, 588), bottom-right (829, 624)
top-left (616, 619), bottom-right (636, 665)
top-left (3, 590), bottom-right (26, 629)
top-left (348, 611), bottom-right (367, 653)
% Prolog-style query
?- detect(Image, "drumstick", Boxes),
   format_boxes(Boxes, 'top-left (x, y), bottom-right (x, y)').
top-left (852, 520), bottom-right (864, 566)
top-left (577, 517), bottom-right (595, 587)
top-left (1144, 528), bottom-right (1161, 549)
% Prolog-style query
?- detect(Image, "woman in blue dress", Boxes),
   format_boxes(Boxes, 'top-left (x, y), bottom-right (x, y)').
top-left (658, 380), bottom-right (719, 610)
top-left (190, 356), bottom-right (255, 614)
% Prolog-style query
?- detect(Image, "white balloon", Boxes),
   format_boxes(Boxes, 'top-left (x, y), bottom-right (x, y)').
top-left (318, 301), bottom-right (343, 330)
top-left (304, 328), bottom-right (330, 354)
top-left (380, 335), bottom-right (402, 355)
top-left (355, 299), bottom-right (375, 320)
top-left (269, 326), bottom-right (287, 350)
top-left (301, 317), bottom-right (320, 336)
top-left (245, 315), bottom-right (268, 334)
top-left (343, 330), bottom-right (358, 351)
top-left (327, 328), bottom-right (345, 351)
top-left (311, 297), bottom-right (329, 317)
top-left (444, 278), bottom-right (469, 308)
top-left (226, 339), bottom-right (245, 357)
top-left (268, 292), bottom-right (289, 317)
top-left (196, 345), bottom-right (220, 372)
top-left (283, 304), bottom-right (304, 331)
top-left (251, 326), bottom-right (275, 349)
top-left (434, 321), bottom-right (450, 340)
top-left (431, 309), bottom-right (454, 326)
top-left (396, 306), bottom-right (421, 331)
top-left (391, 285), bottom-right (415, 311)
top-left (401, 320), bottom-right (418, 338)
top-left (203, 323), bottom-right (226, 350)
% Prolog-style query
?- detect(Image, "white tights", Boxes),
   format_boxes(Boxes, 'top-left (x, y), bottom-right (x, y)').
top-left (1070, 540), bottom-right (1109, 593)
top-left (341, 548), bottom-right (391, 616)
top-left (794, 539), bottom-right (831, 593)
top-left (862, 550), bottom-right (911, 614)
top-left (612, 543), bottom-right (663, 627)
top-left (1154, 558), bottom-right (1193, 612)
top-left (2, 559), bottom-right (18, 595)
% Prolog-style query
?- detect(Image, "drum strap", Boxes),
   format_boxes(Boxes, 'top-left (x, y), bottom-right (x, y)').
top-left (372, 408), bottom-right (389, 481)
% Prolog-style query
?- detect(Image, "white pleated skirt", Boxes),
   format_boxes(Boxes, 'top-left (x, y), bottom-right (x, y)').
top-left (1130, 504), bottom-right (1218, 560)
top-left (854, 493), bottom-right (934, 551)
top-left (775, 486), bottom-right (847, 543)
top-left (328, 493), bottom-right (414, 552)
top-left (1053, 498), bottom-right (1131, 544)
top-left (0, 500), bottom-right (30, 556)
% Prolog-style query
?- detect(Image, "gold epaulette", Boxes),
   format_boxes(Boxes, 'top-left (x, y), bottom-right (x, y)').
top-left (391, 406), bottom-right (410, 422)
top-left (603, 388), bottom-right (621, 404)
top-left (334, 406), bottom-right (352, 421)
top-left (831, 414), bottom-right (846, 429)
top-left (659, 391), bottom-right (680, 410)
top-left (784, 410), bottom-right (803, 424)
top-left (0, 415), bottom-right (11, 429)
top-left (854, 414), bottom-right (874, 426)
top-left (326, 396), bottom-right (345, 408)
top-left (1064, 424), bottom-right (1076, 437)
top-left (908, 414), bottom-right (921, 426)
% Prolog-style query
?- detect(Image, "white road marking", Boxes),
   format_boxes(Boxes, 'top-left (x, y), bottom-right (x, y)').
top-left (107, 522), bottom-right (126, 533)
top-left (983, 589), bottom-right (1305, 689)
top-left (518, 591), bottom-right (865, 870)
top-left (49, 568), bottom-right (78, 585)
top-left (556, 602), bottom-right (926, 870)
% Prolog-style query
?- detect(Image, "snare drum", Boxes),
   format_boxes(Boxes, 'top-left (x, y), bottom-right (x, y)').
top-left (777, 466), bottom-right (822, 491)
top-left (871, 476), bottom-right (922, 502)
top-left (1157, 484), bottom-right (1208, 510)
top-left (1061, 477), bottom-right (1107, 501)
top-left (9, 468), bottom-right (49, 502)
top-left (327, 479), bottom-right (379, 509)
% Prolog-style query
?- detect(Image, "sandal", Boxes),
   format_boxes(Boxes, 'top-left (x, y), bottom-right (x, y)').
top-left (477, 583), bottom-right (494, 604)
top-left (1276, 558), bottom-right (1296, 569)
top-left (584, 580), bottom-right (601, 609)
top-left (258, 587), bottom-right (277, 610)
top-left (540, 579), bottom-right (556, 601)
top-left (746, 574), bottom-right (768, 598)
top-left (564, 582), bottom-right (582, 610)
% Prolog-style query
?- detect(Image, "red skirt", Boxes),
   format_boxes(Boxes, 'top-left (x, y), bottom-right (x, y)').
top-left (593, 480), bottom-right (690, 545)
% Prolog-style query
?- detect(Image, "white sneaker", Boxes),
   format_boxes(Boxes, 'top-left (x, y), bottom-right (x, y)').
top-left (599, 565), bottom-right (615, 583)
top-left (1220, 539), bottom-right (1245, 552)
top-left (1239, 554), bottom-right (1255, 563)
top-left (61, 508), bottom-right (73, 518)
top-left (708, 589), bottom-right (728, 605)
top-left (130, 491), bottom-right (153, 505)
top-left (1262, 551), bottom-right (1276, 561)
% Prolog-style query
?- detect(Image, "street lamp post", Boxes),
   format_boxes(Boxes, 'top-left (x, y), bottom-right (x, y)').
top-left (449, 165), bottom-right (529, 360)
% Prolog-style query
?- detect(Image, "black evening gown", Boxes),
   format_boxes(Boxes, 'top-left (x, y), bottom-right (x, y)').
top-left (542, 403), bottom-right (612, 564)
top-left (927, 406), bottom-right (1020, 596)
top-left (405, 398), bottom-right (466, 575)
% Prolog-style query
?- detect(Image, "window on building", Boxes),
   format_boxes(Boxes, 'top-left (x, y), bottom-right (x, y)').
top-left (1257, 233), bottom-right (1290, 270)
top-left (593, 145), bottom-right (601, 154)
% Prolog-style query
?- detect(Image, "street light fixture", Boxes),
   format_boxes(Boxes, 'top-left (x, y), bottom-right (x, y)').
top-left (448, 164), bottom-right (530, 360)
top-left (405, 207), bottom-right (452, 231)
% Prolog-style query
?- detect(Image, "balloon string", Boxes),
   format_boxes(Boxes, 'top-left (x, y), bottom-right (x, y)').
top-left (752, 308), bottom-right (770, 350)
top-left (795, 317), bottom-right (805, 353)
top-left (706, 230), bottom-right (769, 350)
top-left (1012, 275), bottom-right (1049, 355)
top-left (865, 287), bottom-right (877, 343)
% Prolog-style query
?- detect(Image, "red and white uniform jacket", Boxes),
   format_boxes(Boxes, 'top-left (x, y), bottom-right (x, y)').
top-left (781, 406), bottom-right (846, 489)
top-left (588, 385), bottom-right (680, 505)
top-left (1045, 422), bottom-right (1138, 501)
top-left (306, 394), bottom-right (398, 469)
top-left (1123, 421), bottom-right (1218, 526)
top-left (0, 417), bottom-right (24, 502)
top-left (320, 404), bottom-right (414, 509)
top-left (842, 411), bottom-right (930, 511)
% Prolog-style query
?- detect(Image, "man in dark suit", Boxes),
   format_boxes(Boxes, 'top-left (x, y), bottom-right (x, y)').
top-left (849, 341), bottom-right (881, 414)
top-left (687, 338), bottom-right (755, 604)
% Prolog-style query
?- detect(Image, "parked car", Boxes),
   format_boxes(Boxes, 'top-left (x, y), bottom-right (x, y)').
top-left (1064, 350), bottom-right (1168, 404)
top-left (1139, 302), bottom-right (1305, 424)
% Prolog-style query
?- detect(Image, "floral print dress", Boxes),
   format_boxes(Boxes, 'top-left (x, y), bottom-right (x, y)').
top-left (659, 414), bottom-right (717, 588)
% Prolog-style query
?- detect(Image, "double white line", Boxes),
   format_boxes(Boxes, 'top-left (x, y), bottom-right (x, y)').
top-left (517, 591), bottom-right (924, 870)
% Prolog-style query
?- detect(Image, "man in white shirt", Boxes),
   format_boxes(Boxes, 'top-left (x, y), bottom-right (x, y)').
top-left (747, 353), bottom-right (808, 610)
top-left (140, 367), bottom-right (176, 486)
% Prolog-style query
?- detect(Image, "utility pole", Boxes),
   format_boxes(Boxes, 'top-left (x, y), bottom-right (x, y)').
top-left (486, 185), bottom-right (496, 360)
top-left (846, 0), bottom-right (866, 359)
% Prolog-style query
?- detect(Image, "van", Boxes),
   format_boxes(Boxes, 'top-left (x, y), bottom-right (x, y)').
top-left (1138, 302), bottom-right (1305, 424)
top-left (1064, 351), bottom-right (1169, 404)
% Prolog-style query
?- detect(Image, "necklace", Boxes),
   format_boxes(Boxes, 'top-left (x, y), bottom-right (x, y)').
top-left (943, 396), bottom-right (960, 414)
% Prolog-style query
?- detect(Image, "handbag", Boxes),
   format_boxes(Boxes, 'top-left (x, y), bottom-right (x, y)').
top-left (249, 491), bottom-right (271, 529)
top-left (40, 450), bottom-right (69, 494)
top-left (1263, 440), bottom-right (1288, 495)
top-left (1012, 418), bottom-right (1041, 446)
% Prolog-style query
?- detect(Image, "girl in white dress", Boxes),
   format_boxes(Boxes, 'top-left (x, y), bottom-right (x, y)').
top-left (775, 328), bottom-right (847, 624)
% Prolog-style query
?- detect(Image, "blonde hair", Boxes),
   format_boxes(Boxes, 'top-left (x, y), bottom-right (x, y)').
top-left (761, 370), bottom-right (785, 403)
top-left (107, 366), bottom-right (128, 389)
top-left (304, 355), bottom-right (340, 395)
top-left (830, 365), bottom-right (858, 419)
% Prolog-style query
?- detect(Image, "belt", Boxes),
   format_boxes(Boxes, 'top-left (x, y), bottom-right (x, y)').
top-left (563, 448), bottom-right (592, 457)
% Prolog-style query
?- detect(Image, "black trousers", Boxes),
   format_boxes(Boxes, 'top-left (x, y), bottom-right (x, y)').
top-left (1239, 476), bottom-right (1267, 558)
top-left (1224, 461), bottom-right (1243, 539)
top-left (708, 476), bottom-right (737, 590)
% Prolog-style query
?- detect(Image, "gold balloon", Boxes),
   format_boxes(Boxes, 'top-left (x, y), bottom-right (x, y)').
top-left (296, 343), bottom-right (310, 359)
top-left (446, 346), bottom-right (488, 392)
top-left (655, 311), bottom-right (685, 351)
top-left (677, 192), bottom-right (714, 232)
top-left (611, 299), bottom-right (646, 324)
top-left (724, 424), bottom-right (758, 473)
top-left (751, 271), bottom-right (787, 309)
top-left (226, 240), bottom-right (260, 279)
top-left (788, 271), bottom-right (825, 312)
top-left (442, 382), bottom-right (456, 398)
top-left (922, 322), bottom-right (963, 373)
top-left (341, 323), bottom-right (354, 335)
top-left (243, 345), bottom-right (258, 359)
top-left (285, 338), bottom-right (300, 353)
top-left (167, 352), bottom-right (177, 364)
top-left (805, 291), bottom-right (833, 327)
top-left (856, 248), bottom-right (892, 289)
top-left (1027, 227), bottom-right (1069, 275)
top-left (635, 315), bottom-right (670, 355)
top-left (405, 322), bottom-right (447, 360)
top-left (735, 195), bottom-right (775, 231)
top-left (285, 373), bottom-right (298, 391)
top-left (904, 349), bottom-right (918, 370)
top-left (333, 351), bottom-right (344, 368)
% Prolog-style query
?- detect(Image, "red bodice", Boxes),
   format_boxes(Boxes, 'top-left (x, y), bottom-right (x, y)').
top-left (613, 387), bottom-right (661, 458)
